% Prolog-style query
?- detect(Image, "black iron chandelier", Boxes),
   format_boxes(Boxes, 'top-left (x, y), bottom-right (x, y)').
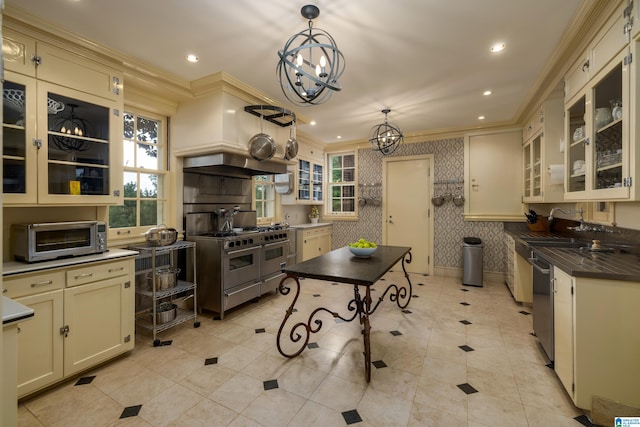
top-left (369, 109), bottom-right (403, 155)
top-left (277, 5), bottom-right (345, 106)
top-left (51, 103), bottom-right (90, 153)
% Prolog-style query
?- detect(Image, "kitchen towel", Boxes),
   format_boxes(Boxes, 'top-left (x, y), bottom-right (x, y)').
top-left (548, 164), bottom-right (564, 185)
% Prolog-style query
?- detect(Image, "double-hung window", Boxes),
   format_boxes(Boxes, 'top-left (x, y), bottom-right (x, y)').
top-left (254, 175), bottom-right (275, 223)
top-left (109, 109), bottom-right (168, 237)
top-left (327, 152), bottom-right (356, 217)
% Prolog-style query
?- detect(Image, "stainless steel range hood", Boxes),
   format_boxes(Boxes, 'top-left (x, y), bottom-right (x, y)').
top-left (183, 152), bottom-right (287, 177)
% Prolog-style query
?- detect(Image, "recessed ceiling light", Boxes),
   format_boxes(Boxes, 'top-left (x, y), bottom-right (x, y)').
top-left (336, 135), bottom-right (342, 139)
top-left (483, 90), bottom-right (492, 96)
top-left (490, 43), bottom-right (505, 53)
top-left (478, 115), bottom-right (485, 120)
top-left (186, 54), bottom-right (199, 63)
top-left (310, 121), bottom-right (316, 126)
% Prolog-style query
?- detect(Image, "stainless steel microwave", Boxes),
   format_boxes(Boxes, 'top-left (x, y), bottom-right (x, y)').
top-left (11, 221), bottom-right (107, 263)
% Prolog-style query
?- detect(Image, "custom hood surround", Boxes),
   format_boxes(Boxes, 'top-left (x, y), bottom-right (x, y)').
top-left (183, 151), bottom-right (286, 178)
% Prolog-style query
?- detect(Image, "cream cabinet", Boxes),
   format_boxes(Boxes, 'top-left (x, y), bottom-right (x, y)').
top-left (522, 98), bottom-right (564, 203)
top-left (552, 266), bottom-right (640, 411)
top-left (296, 225), bottom-right (333, 262)
top-left (2, 28), bottom-right (124, 206)
top-left (464, 129), bottom-right (523, 221)
top-left (3, 257), bottom-right (135, 398)
top-left (281, 157), bottom-right (324, 205)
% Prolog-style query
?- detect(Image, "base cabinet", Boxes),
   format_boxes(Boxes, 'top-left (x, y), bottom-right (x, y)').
top-left (504, 234), bottom-right (532, 303)
top-left (296, 225), bottom-right (333, 262)
top-left (553, 266), bottom-right (640, 411)
top-left (3, 257), bottom-right (135, 398)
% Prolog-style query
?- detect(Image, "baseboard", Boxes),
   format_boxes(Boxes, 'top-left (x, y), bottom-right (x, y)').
top-left (433, 266), bottom-right (504, 284)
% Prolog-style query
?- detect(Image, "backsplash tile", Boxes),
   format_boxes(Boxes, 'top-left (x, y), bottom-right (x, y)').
top-left (331, 137), bottom-right (505, 273)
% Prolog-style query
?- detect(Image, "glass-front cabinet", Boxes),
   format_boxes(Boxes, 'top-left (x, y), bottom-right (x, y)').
top-left (287, 157), bottom-right (323, 204)
top-left (564, 48), bottom-right (630, 200)
top-left (2, 75), bottom-right (121, 205)
top-left (523, 133), bottom-right (542, 200)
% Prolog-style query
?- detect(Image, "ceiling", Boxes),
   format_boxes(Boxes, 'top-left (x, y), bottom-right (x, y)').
top-left (5, 0), bottom-right (584, 144)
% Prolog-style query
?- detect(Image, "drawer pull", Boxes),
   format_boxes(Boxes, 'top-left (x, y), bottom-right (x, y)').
top-left (74, 273), bottom-right (93, 279)
top-left (109, 267), bottom-right (125, 273)
top-left (31, 280), bottom-right (53, 288)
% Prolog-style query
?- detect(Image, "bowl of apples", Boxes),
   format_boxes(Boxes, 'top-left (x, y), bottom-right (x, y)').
top-left (348, 238), bottom-right (378, 258)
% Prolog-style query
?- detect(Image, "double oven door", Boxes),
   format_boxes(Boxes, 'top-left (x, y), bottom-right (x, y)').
top-left (261, 239), bottom-right (289, 294)
top-left (221, 245), bottom-right (262, 311)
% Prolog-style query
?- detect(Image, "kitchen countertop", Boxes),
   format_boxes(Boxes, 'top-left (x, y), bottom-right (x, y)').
top-left (290, 222), bottom-right (332, 229)
top-left (2, 248), bottom-right (139, 277)
top-left (2, 296), bottom-right (35, 325)
top-left (506, 230), bottom-right (640, 282)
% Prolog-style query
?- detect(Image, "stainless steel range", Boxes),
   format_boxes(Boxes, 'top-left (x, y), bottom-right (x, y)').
top-left (187, 224), bottom-right (290, 319)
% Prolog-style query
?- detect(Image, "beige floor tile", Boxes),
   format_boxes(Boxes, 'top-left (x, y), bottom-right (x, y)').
top-left (466, 366), bottom-right (521, 404)
top-left (216, 344), bottom-right (262, 371)
top-left (241, 352), bottom-right (294, 381)
top-left (23, 382), bottom-right (109, 425)
top-left (294, 346), bottom-right (341, 373)
top-left (167, 398), bottom-right (239, 427)
top-left (369, 365), bottom-right (419, 401)
top-left (108, 369), bottom-right (174, 406)
top-left (17, 405), bottom-right (44, 427)
top-left (467, 393), bottom-right (528, 426)
top-left (277, 362), bottom-right (327, 398)
top-left (138, 383), bottom-right (203, 427)
top-left (226, 414), bottom-right (264, 427)
top-left (241, 388), bottom-right (306, 427)
top-left (287, 400), bottom-right (347, 427)
top-left (413, 378), bottom-right (469, 417)
top-left (420, 355), bottom-right (467, 385)
top-left (408, 401), bottom-right (468, 427)
top-left (181, 363), bottom-right (237, 397)
top-left (357, 387), bottom-right (413, 427)
top-left (49, 393), bottom-right (122, 427)
top-left (208, 373), bottom-right (263, 413)
top-left (309, 374), bottom-right (367, 412)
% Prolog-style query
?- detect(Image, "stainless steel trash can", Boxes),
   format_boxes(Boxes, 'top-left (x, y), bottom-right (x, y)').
top-left (463, 237), bottom-right (483, 287)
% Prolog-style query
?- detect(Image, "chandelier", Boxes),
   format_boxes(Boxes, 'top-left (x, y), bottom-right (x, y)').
top-left (51, 103), bottom-right (90, 153)
top-left (369, 109), bottom-right (403, 155)
top-left (277, 5), bottom-right (345, 106)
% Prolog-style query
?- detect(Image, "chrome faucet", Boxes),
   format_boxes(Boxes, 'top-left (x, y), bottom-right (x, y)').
top-left (548, 207), bottom-right (585, 230)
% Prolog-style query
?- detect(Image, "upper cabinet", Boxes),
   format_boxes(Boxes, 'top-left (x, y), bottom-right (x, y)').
top-left (2, 28), bottom-right (124, 205)
top-left (564, 1), bottom-right (636, 201)
top-left (522, 98), bottom-right (564, 203)
top-left (281, 157), bottom-right (324, 205)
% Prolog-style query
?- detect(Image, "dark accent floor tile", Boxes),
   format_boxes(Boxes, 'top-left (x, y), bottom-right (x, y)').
top-left (308, 342), bottom-right (319, 349)
top-left (120, 405), bottom-right (142, 419)
top-left (459, 345), bottom-right (474, 352)
top-left (372, 360), bottom-right (387, 369)
top-left (255, 328), bottom-right (266, 333)
top-left (457, 383), bottom-right (478, 395)
top-left (292, 308), bottom-right (298, 312)
top-left (546, 362), bottom-right (554, 369)
top-left (402, 309), bottom-right (412, 314)
top-left (519, 310), bottom-right (531, 315)
top-left (460, 320), bottom-right (472, 325)
top-left (460, 302), bottom-right (470, 306)
top-left (160, 340), bottom-right (173, 346)
top-left (412, 294), bottom-right (419, 298)
top-left (263, 379), bottom-right (279, 390)
top-left (204, 357), bottom-right (218, 365)
top-left (342, 409), bottom-right (363, 425)
top-left (332, 282), bottom-right (339, 285)
top-left (390, 330), bottom-right (402, 336)
top-left (380, 278), bottom-right (387, 281)
top-left (417, 282), bottom-right (425, 286)
top-left (422, 273), bottom-right (429, 277)
top-left (313, 294), bottom-right (321, 297)
top-left (460, 288), bottom-right (469, 292)
top-left (75, 376), bottom-right (95, 386)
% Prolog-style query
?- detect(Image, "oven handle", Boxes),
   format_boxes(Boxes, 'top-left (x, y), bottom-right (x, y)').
top-left (263, 240), bottom-right (290, 248)
top-left (226, 246), bottom-right (259, 256)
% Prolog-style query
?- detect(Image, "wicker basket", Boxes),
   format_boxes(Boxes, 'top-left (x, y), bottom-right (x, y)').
top-left (527, 217), bottom-right (549, 232)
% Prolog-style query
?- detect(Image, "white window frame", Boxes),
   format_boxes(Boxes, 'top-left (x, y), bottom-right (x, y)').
top-left (108, 107), bottom-right (168, 241)
top-left (326, 150), bottom-right (357, 220)
top-left (254, 175), bottom-right (275, 224)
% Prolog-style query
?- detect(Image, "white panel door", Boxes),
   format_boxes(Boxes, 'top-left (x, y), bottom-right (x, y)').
top-left (383, 155), bottom-right (433, 275)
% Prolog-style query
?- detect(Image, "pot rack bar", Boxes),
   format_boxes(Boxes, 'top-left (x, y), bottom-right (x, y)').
top-left (244, 105), bottom-right (296, 127)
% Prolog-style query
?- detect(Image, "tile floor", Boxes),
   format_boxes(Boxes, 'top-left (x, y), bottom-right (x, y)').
top-left (17, 272), bottom-right (594, 426)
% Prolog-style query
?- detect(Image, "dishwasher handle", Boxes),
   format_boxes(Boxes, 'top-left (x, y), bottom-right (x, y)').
top-left (529, 257), bottom-right (550, 275)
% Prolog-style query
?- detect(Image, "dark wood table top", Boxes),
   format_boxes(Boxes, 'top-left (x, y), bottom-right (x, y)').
top-left (282, 245), bottom-right (411, 286)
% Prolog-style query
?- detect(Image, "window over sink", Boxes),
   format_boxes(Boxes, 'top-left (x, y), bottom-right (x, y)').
top-left (327, 152), bottom-right (356, 218)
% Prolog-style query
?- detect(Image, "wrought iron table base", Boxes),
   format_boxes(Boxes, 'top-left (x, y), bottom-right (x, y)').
top-left (276, 253), bottom-right (413, 382)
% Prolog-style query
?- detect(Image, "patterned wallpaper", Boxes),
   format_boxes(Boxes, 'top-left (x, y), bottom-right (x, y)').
top-left (331, 137), bottom-right (506, 273)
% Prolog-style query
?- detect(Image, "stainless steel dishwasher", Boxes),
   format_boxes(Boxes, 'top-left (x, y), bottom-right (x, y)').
top-left (531, 252), bottom-right (553, 363)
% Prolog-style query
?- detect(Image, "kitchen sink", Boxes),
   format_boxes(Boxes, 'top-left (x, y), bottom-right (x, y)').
top-left (524, 237), bottom-right (587, 248)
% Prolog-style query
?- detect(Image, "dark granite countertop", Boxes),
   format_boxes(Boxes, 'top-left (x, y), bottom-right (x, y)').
top-left (505, 229), bottom-right (640, 282)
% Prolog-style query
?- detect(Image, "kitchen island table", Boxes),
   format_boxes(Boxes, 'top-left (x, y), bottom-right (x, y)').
top-left (276, 245), bottom-right (413, 382)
